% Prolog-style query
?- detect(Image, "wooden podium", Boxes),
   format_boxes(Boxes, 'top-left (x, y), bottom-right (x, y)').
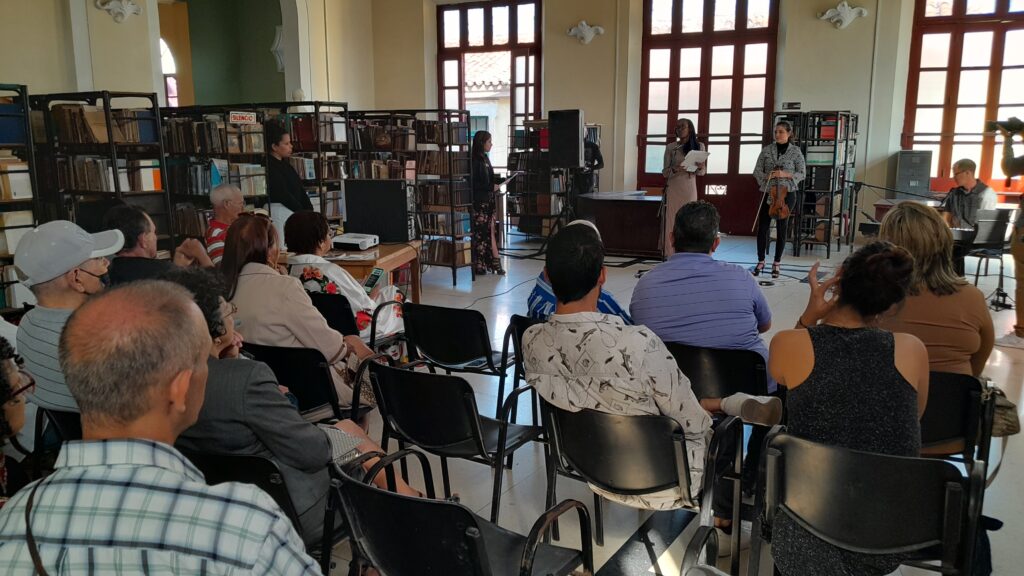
top-left (577, 192), bottom-right (663, 259)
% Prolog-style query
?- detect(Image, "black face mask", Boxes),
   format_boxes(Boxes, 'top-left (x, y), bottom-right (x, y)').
top-left (78, 268), bottom-right (110, 292)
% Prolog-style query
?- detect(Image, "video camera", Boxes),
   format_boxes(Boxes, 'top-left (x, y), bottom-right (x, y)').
top-left (986, 117), bottom-right (1024, 134)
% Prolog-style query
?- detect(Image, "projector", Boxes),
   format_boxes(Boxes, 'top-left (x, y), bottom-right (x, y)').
top-left (333, 233), bottom-right (379, 251)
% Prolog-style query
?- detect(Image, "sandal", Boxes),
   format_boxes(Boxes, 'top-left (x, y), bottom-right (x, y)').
top-left (771, 262), bottom-right (781, 279)
top-left (752, 261), bottom-right (765, 276)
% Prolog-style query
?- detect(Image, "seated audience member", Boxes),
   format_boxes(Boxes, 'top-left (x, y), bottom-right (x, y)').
top-left (768, 242), bottom-right (929, 576)
top-left (14, 220), bottom-right (124, 412)
top-left (522, 224), bottom-right (781, 514)
top-left (206, 184), bottom-right (246, 265)
top-left (0, 281), bottom-right (320, 574)
top-left (164, 268), bottom-right (417, 548)
top-left (527, 220), bottom-right (632, 323)
top-left (221, 213), bottom-right (375, 409)
top-left (284, 211), bottom-right (404, 340)
top-left (943, 158), bottom-right (997, 228)
top-left (103, 204), bottom-right (213, 285)
top-left (1, 336), bottom-right (31, 507)
top-left (878, 202), bottom-right (994, 376)
top-left (631, 201), bottom-right (772, 387)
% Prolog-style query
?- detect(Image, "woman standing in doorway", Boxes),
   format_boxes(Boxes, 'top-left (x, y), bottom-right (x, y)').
top-left (661, 118), bottom-right (706, 258)
top-left (753, 121), bottom-right (805, 278)
top-left (471, 130), bottom-right (505, 275)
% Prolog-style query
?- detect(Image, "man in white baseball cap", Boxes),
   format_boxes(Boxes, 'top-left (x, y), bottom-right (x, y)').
top-left (14, 220), bottom-right (124, 413)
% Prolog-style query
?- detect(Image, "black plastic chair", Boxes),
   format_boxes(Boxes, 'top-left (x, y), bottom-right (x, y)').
top-left (368, 361), bottom-right (543, 524)
top-left (31, 408), bottom-right (83, 477)
top-left (920, 372), bottom-right (995, 466)
top-left (307, 291), bottom-right (360, 336)
top-left (497, 314), bottom-right (547, 465)
top-left (541, 400), bottom-right (738, 548)
top-left (683, 525), bottom-right (730, 576)
top-left (749, 431), bottom-right (985, 576)
top-left (242, 343), bottom-right (380, 423)
top-left (337, 448), bottom-right (594, 576)
top-left (967, 209), bottom-right (1011, 286)
top-left (401, 302), bottom-right (516, 417)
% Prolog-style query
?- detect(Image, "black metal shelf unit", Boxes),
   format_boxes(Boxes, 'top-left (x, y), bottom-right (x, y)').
top-left (0, 84), bottom-right (41, 314)
top-left (31, 91), bottom-right (175, 252)
top-left (506, 119), bottom-right (567, 241)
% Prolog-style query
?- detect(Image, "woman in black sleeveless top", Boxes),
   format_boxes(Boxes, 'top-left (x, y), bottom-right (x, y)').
top-left (471, 131), bottom-right (504, 275)
top-left (768, 242), bottom-right (930, 576)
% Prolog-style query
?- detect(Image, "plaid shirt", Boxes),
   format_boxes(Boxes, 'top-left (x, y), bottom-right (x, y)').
top-left (0, 439), bottom-right (321, 575)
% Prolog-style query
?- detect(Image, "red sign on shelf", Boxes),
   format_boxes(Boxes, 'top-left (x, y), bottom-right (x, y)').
top-left (229, 111), bottom-right (258, 125)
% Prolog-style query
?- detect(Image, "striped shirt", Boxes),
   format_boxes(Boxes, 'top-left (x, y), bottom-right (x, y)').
top-left (205, 219), bottom-right (229, 265)
top-left (16, 306), bottom-right (77, 412)
top-left (527, 272), bottom-right (632, 324)
top-left (630, 253), bottom-right (774, 390)
top-left (0, 439), bottom-right (321, 575)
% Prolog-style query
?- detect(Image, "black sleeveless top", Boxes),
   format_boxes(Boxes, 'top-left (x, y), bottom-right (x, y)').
top-left (773, 325), bottom-right (921, 576)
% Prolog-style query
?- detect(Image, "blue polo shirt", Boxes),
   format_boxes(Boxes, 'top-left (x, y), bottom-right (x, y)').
top-left (630, 252), bottom-right (773, 390)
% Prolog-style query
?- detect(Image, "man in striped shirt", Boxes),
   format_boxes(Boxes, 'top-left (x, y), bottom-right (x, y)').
top-left (206, 184), bottom-right (246, 265)
top-left (0, 281), bottom-right (320, 575)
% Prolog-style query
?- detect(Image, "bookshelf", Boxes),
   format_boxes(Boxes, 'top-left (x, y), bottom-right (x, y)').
top-left (506, 120), bottom-right (567, 240)
top-left (31, 91), bottom-right (175, 252)
top-left (0, 84), bottom-right (40, 313)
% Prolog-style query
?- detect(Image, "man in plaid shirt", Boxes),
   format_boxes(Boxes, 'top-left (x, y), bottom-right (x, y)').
top-left (0, 281), bottom-right (321, 575)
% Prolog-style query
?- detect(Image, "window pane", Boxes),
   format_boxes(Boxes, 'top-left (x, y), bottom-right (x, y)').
top-left (648, 82), bottom-right (669, 110)
top-left (467, 8), bottom-right (484, 46)
top-left (925, 1), bottom-right (953, 16)
top-left (1000, 69), bottom-right (1024, 103)
top-left (1005, 30), bottom-right (1024, 66)
top-left (913, 143), bottom-right (942, 176)
top-left (651, 0), bottom-right (673, 34)
top-left (680, 47), bottom-right (702, 78)
top-left (492, 7), bottom-right (509, 45)
top-left (443, 10), bottom-right (460, 48)
top-left (710, 79), bottom-right (732, 107)
top-left (515, 56), bottom-right (526, 80)
top-left (740, 144), bottom-right (761, 172)
top-left (445, 89), bottom-right (460, 109)
top-left (681, 0), bottom-right (704, 33)
top-left (443, 60), bottom-right (459, 87)
top-left (744, 43), bottom-right (768, 75)
top-left (714, 0), bottom-right (736, 31)
top-left (706, 145), bottom-right (729, 173)
top-left (645, 144), bottom-right (667, 173)
top-left (679, 81), bottom-right (701, 109)
top-left (648, 113), bottom-right (669, 136)
top-left (954, 107), bottom-right (987, 140)
top-left (650, 49), bottom-right (671, 79)
top-left (914, 107), bottom-right (944, 134)
top-left (708, 111), bottom-right (730, 135)
top-left (712, 45), bottom-right (734, 76)
top-left (950, 144), bottom-right (983, 173)
top-left (1013, 0), bottom-right (1024, 12)
top-left (961, 32), bottom-right (992, 67)
top-left (920, 34), bottom-right (950, 68)
top-left (741, 110), bottom-right (763, 134)
top-left (1000, 106), bottom-right (1024, 120)
top-left (517, 3), bottom-right (535, 43)
top-left (528, 89), bottom-right (535, 116)
top-left (529, 55), bottom-right (536, 83)
top-left (957, 70), bottom-right (988, 104)
top-left (747, 0), bottom-right (770, 28)
top-left (917, 71), bottom-right (947, 105)
top-left (965, 0), bottom-right (996, 14)
top-left (742, 77), bottom-right (766, 108)
top-left (515, 87), bottom-right (526, 113)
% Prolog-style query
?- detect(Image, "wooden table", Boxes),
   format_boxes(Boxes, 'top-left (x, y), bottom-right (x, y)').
top-left (327, 241), bottom-right (422, 303)
top-left (577, 192), bottom-right (663, 259)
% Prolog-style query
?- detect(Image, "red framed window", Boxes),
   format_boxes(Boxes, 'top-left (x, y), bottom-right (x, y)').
top-left (638, 0), bottom-right (779, 233)
top-left (902, 0), bottom-right (1024, 192)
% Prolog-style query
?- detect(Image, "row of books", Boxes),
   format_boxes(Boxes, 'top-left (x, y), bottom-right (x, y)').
top-left (287, 113), bottom-right (348, 145)
top-left (423, 238), bottom-right (471, 266)
top-left (348, 159), bottom-right (415, 180)
top-left (417, 182), bottom-right (472, 207)
top-left (285, 155), bottom-right (347, 181)
top-left (415, 121), bottom-right (470, 146)
top-left (418, 210), bottom-right (471, 236)
top-left (417, 151), bottom-right (469, 176)
top-left (0, 153), bottom-right (32, 200)
top-left (507, 193), bottom-right (562, 216)
top-left (349, 122), bottom-right (415, 152)
top-left (510, 128), bottom-right (549, 150)
top-left (49, 104), bottom-right (159, 145)
top-left (56, 156), bottom-right (162, 193)
top-left (166, 162), bottom-right (213, 197)
top-left (164, 117), bottom-right (265, 155)
top-left (228, 163), bottom-right (266, 197)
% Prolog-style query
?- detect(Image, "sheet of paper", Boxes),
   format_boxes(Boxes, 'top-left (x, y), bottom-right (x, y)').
top-left (326, 252), bottom-right (378, 261)
top-left (681, 150), bottom-right (709, 172)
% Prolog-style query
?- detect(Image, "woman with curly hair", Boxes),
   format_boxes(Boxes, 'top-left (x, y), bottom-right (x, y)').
top-left (0, 336), bottom-right (32, 508)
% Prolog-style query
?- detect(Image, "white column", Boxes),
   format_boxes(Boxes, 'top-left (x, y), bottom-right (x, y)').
top-left (66, 0), bottom-right (95, 91)
top-left (280, 0), bottom-right (313, 101)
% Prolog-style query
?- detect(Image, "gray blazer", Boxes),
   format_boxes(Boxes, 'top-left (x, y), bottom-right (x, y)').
top-left (176, 357), bottom-right (331, 543)
top-left (753, 143), bottom-right (806, 194)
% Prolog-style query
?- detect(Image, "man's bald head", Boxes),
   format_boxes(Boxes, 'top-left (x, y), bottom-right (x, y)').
top-left (59, 280), bottom-right (212, 427)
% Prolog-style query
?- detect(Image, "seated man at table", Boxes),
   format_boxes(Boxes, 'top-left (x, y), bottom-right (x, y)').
top-left (522, 223), bottom-right (781, 513)
top-left (526, 220), bottom-right (631, 323)
top-left (103, 204), bottom-right (214, 285)
top-left (943, 158), bottom-right (997, 228)
top-left (630, 201), bottom-right (773, 389)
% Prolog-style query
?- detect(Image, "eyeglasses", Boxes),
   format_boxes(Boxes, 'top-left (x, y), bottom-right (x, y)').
top-left (220, 302), bottom-right (241, 328)
top-left (8, 365), bottom-right (35, 400)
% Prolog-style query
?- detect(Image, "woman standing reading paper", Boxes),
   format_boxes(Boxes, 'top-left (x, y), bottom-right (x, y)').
top-left (753, 121), bottom-right (805, 278)
top-left (662, 118), bottom-right (706, 258)
top-left (471, 131), bottom-right (505, 275)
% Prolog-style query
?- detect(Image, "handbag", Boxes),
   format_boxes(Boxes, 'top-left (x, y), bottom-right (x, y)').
top-left (985, 385), bottom-right (1019, 438)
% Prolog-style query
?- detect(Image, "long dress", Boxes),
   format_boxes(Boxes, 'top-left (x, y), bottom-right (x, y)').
top-left (662, 141), bottom-right (706, 257)
top-left (472, 154), bottom-right (501, 273)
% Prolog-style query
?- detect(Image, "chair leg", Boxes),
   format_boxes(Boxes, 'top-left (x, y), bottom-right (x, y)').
top-left (593, 493), bottom-right (605, 547)
top-left (496, 369), bottom-right (508, 420)
top-left (489, 456), bottom-right (505, 524)
top-left (396, 439), bottom-right (409, 483)
top-left (974, 258), bottom-right (981, 285)
top-left (440, 456), bottom-right (452, 499)
top-left (545, 449), bottom-right (560, 542)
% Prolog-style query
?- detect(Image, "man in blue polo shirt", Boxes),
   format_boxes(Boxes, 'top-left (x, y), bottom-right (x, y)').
top-left (630, 201), bottom-right (773, 389)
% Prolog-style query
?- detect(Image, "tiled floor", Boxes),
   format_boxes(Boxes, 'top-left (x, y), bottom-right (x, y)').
top-left (337, 234), bottom-right (1024, 576)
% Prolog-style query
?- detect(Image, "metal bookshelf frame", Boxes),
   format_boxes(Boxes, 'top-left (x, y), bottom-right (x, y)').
top-left (0, 83), bottom-right (41, 315)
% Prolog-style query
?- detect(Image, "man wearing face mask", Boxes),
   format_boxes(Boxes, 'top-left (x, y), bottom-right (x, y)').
top-left (13, 220), bottom-right (124, 412)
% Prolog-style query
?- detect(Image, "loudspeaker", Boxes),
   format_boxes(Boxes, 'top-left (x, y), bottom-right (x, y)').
top-left (549, 109), bottom-right (584, 168)
top-left (895, 150), bottom-right (932, 200)
top-left (344, 180), bottom-right (416, 242)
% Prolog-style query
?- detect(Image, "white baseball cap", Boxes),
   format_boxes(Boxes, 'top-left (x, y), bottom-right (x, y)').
top-left (14, 221), bottom-right (125, 287)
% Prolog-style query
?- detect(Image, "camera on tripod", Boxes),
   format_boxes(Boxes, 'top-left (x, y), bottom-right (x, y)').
top-left (986, 117), bottom-right (1024, 134)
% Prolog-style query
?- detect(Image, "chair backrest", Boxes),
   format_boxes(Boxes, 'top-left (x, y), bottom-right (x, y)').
top-left (544, 402), bottom-right (693, 502)
top-left (664, 342), bottom-right (769, 399)
top-left (369, 363), bottom-right (487, 454)
top-left (765, 433), bottom-right (973, 566)
top-left (920, 372), bottom-right (983, 457)
top-left (338, 469), bottom-right (491, 575)
top-left (242, 343), bottom-right (341, 420)
top-left (40, 408), bottom-right (82, 442)
top-left (971, 209), bottom-right (1011, 248)
top-left (179, 449), bottom-right (303, 529)
top-left (508, 314), bottom-right (544, 370)
top-left (307, 291), bottom-right (360, 336)
top-left (401, 303), bottom-right (493, 367)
